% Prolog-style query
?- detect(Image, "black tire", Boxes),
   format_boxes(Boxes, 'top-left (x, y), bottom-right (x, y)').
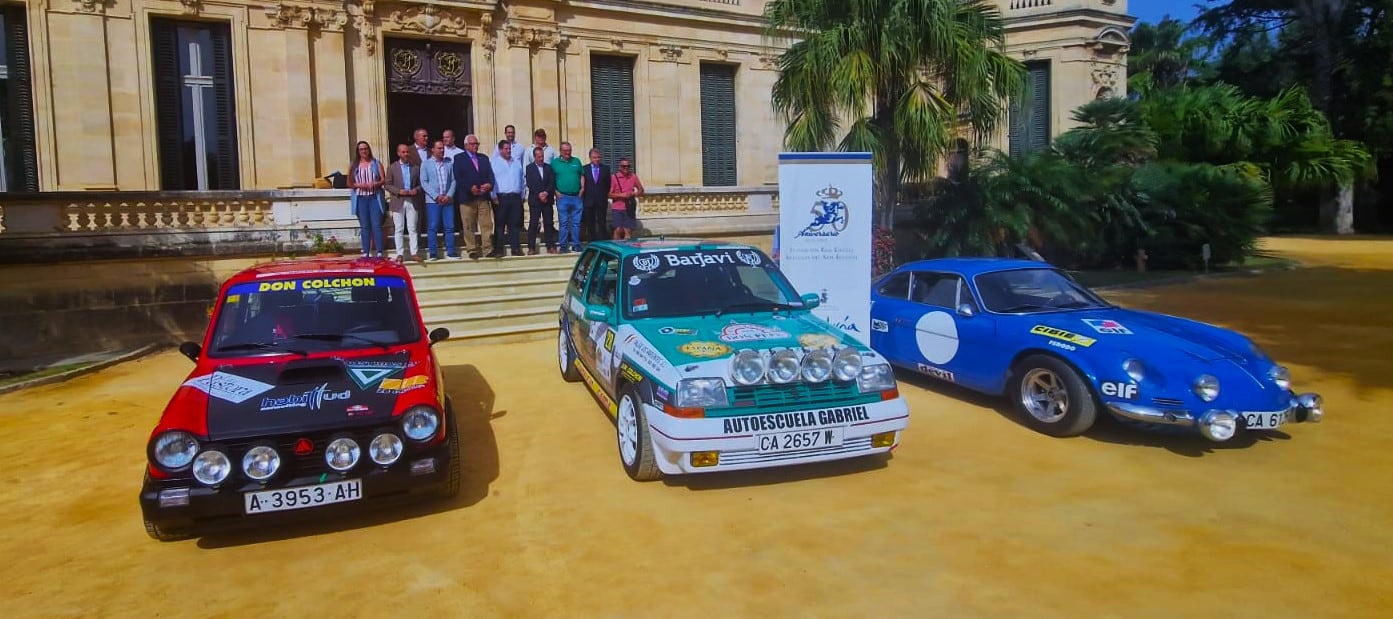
top-left (1008, 354), bottom-right (1098, 437)
top-left (438, 403), bottom-right (461, 499)
top-left (558, 327), bottom-right (582, 383)
top-left (616, 389), bottom-right (662, 481)
top-left (144, 518), bottom-right (193, 542)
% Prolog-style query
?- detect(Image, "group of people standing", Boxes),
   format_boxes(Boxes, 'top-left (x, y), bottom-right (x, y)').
top-left (347, 125), bottom-right (645, 261)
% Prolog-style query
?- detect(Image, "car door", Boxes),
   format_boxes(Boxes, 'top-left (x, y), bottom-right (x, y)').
top-left (577, 250), bottom-right (621, 392)
top-left (565, 249), bottom-right (599, 354)
top-left (870, 271), bottom-right (915, 362)
top-left (903, 271), bottom-right (996, 391)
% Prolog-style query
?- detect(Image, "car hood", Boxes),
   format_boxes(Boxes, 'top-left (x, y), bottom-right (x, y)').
top-left (185, 351), bottom-right (415, 440)
top-left (1032, 308), bottom-right (1256, 363)
top-left (629, 312), bottom-right (861, 364)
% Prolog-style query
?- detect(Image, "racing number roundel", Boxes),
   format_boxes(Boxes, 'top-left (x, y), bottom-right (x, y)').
top-left (915, 311), bottom-right (959, 364)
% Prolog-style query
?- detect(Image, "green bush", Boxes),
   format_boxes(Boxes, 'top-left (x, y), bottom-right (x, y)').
top-left (1129, 162), bottom-right (1273, 269)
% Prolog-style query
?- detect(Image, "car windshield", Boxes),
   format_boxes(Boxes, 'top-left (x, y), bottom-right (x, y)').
top-left (621, 248), bottom-right (801, 319)
top-left (209, 275), bottom-right (420, 357)
top-left (975, 268), bottom-right (1109, 313)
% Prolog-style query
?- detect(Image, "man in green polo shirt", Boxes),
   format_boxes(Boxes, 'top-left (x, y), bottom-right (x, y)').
top-left (551, 141), bottom-right (585, 253)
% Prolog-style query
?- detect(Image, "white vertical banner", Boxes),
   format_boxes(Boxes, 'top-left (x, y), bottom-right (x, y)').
top-left (777, 152), bottom-right (874, 345)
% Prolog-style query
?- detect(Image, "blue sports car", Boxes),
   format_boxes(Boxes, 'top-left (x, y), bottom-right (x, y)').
top-left (869, 258), bottom-right (1324, 441)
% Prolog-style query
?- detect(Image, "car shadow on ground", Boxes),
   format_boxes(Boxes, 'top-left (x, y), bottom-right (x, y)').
top-left (194, 364), bottom-right (500, 548)
top-left (893, 369), bottom-right (1286, 458)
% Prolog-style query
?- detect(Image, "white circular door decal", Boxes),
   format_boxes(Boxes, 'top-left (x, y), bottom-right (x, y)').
top-left (915, 311), bottom-right (959, 364)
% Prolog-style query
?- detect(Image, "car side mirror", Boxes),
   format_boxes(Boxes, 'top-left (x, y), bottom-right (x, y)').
top-left (585, 304), bottom-right (612, 321)
top-left (429, 327), bottom-right (450, 345)
top-left (178, 341), bottom-right (201, 362)
top-left (956, 303), bottom-right (976, 318)
top-left (800, 293), bottom-right (821, 309)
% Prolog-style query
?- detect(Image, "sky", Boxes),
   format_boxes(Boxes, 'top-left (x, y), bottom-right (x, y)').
top-left (1129, 0), bottom-right (1208, 26)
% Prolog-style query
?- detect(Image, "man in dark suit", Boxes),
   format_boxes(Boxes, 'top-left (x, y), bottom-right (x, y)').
top-left (452, 133), bottom-right (496, 259)
top-left (525, 146), bottom-right (558, 254)
top-left (580, 148), bottom-right (612, 243)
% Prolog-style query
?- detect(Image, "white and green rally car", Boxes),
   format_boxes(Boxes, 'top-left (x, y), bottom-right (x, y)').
top-left (557, 239), bottom-right (910, 480)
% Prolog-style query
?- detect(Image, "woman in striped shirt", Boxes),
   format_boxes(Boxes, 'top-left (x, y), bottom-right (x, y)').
top-left (350, 141), bottom-right (388, 258)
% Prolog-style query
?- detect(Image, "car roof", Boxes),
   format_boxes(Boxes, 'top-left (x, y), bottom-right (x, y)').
top-left (897, 257), bottom-right (1053, 277)
top-left (224, 256), bottom-right (412, 285)
top-left (589, 237), bottom-right (759, 256)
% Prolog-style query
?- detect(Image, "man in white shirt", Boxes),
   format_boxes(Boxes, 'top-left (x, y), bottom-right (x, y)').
top-left (412, 128), bottom-right (430, 165)
top-left (491, 124), bottom-right (524, 161)
top-left (442, 129), bottom-right (465, 160)
top-left (490, 140), bottom-right (527, 257)
top-left (531, 128), bottom-right (558, 163)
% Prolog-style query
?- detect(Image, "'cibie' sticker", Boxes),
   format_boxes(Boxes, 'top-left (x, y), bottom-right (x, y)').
top-left (719, 323), bottom-right (790, 343)
top-left (184, 372), bottom-right (275, 404)
top-left (1029, 325), bottom-right (1097, 347)
top-left (1081, 318), bottom-right (1133, 335)
top-left (679, 341), bottom-right (732, 358)
top-left (798, 333), bottom-right (840, 348)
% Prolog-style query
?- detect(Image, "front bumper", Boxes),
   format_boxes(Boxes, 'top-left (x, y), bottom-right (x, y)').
top-left (139, 442), bottom-right (453, 533)
top-left (645, 397), bottom-right (910, 474)
top-left (1104, 391), bottom-right (1323, 441)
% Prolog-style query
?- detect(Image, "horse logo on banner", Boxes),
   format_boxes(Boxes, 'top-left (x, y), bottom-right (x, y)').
top-left (798, 184), bottom-right (849, 238)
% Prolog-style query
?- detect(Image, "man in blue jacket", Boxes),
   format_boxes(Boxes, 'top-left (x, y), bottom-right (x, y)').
top-left (453, 133), bottom-right (496, 259)
top-left (419, 140), bottom-right (458, 261)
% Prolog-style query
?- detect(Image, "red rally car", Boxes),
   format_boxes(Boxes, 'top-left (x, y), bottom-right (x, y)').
top-left (139, 257), bottom-right (459, 541)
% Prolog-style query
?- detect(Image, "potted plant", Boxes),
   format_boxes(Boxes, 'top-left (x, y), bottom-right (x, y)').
top-left (310, 232), bottom-right (346, 257)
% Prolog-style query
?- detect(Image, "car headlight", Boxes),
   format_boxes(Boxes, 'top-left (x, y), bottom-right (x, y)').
top-left (401, 406), bottom-right (440, 442)
top-left (192, 450), bottom-right (231, 485)
top-left (1198, 410), bottom-right (1238, 441)
top-left (676, 378), bottom-right (729, 408)
top-left (242, 445), bottom-right (280, 481)
top-left (325, 437), bottom-right (361, 472)
top-left (801, 348), bottom-right (833, 383)
top-left (856, 363), bottom-right (896, 393)
top-left (1193, 374), bottom-right (1221, 402)
top-left (152, 431), bottom-right (199, 469)
top-left (767, 349), bottom-right (801, 384)
top-left (370, 433), bottom-right (404, 465)
top-left (832, 348), bottom-right (863, 382)
top-left (729, 349), bottom-right (766, 386)
top-left (1123, 358), bottom-right (1145, 382)
top-left (1268, 365), bottom-right (1291, 390)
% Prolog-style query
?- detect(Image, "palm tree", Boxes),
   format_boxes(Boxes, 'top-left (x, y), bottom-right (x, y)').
top-left (1127, 17), bottom-right (1208, 90)
top-left (764, 0), bottom-right (1024, 228)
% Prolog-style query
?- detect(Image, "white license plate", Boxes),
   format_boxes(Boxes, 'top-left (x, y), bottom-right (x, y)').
top-left (757, 427), bottom-right (845, 453)
top-left (244, 479), bottom-right (362, 514)
top-left (1243, 410), bottom-right (1288, 430)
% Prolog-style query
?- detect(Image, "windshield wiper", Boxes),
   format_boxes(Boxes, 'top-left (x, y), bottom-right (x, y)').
top-left (214, 342), bottom-right (308, 356)
top-left (1053, 301), bottom-right (1098, 309)
top-left (995, 303), bottom-right (1055, 313)
top-left (292, 333), bottom-right (392, 350)
top-left (715, 301), bottom-right (796, 317)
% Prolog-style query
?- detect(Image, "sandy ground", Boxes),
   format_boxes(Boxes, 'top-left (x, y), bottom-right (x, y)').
top-left (2, 236), bottom-right (1390, 618)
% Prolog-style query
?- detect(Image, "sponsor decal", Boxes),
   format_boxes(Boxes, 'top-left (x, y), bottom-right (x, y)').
top-left (226, 294), bottom-right (241, 304)
top-left (654, 384), bottom-right (670, 402)
top-left (663, 252), bottom-right (737, 268)
top-left (632, 298), bottom-right (649, 312)
top-left (797, 185), bottom-right (849, 239)
top-left (719, 323), bottom-right (791, 343)
top-left (833, 315), bottom-right (862, 333)
top-left (260, 383), bottom-right (351, 411)
top-left (256, 277), bottom-right (378, 292)
top-left (576, 358), bottom-right (617, 416)
top-left (604, 331), bottom-right (615, 352)
top-left (628, 276), bottom-right (641, 286)
top-left (1047, 340), bottom-right (1077, 352)
top-left (871, 319), bottom-right (888, 333)
top-left (1100, 381), bottom-right (1138, 400)
top-left (632, 254), bottom-right (662, 272)
top-left (658, 326), bottom-right (696, 336)
top-left (344, 361), bottom-right (406, 390)
top-left (379, 375), bottom-right (428, 393)
top-left (346, 404), bottom-right (374, 417)
top-left (798, 333), bottom-right (840, 348)
top-left (183, 372), bottom-right (275, 404)
top-left (736, 250), bottom-right (763, 267)
top-left (721, 405), bottom-right (870, 434)
top-left (679, 341), bottom-right (732, 358)
top-left (916, 363), bottom-right (956, 382)
top-left (619, 362), bottom-right (644, 384)
top-left (1082, 318), bottom-right (1133, 335)
top-left (1030, 325), bottom-right (1097, 347)
top-left (626, 336), bottom-right (674, 378)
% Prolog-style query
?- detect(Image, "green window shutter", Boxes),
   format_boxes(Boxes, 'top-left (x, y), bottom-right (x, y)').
top-left (2, 6), bottom-right (39, 191)
top-left (1008, 60), bottom-right (1051, 156)
top-left (590, 55), bottom-right (636, 169)
top-left (699, 63), bottom-right (737, 186)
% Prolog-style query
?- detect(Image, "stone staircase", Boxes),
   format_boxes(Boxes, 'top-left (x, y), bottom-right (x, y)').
top-left (405, 253), bottom-right (573, 344)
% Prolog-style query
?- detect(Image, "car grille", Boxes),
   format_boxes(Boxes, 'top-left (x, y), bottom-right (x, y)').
top-left (1152, 397), bottom-right (1185, 408)
top-left (718, 380), bottom-right (875, 416)
top-left (221, 427), bottom-right (390, 480)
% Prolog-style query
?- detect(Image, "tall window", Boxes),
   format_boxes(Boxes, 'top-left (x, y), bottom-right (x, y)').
top-left (151, 18), bottom-right (239, 190)
top-left (0, 6), bottom-right (38, 192)
top-left (1008, 60), bottom-right (1051, 156)
top-left (699, 63), bottom-right (737, 186)
top-left (590, 55), bottom-right (636, 169)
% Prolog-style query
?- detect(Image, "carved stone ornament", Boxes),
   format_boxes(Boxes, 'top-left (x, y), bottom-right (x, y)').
top-left (506, 26), bottom-right (562, 49)
top-left (73, 0), bottom-right (113, 13)
top-left (1090, 63), bottom-right (1119, 91)
top-left (265, 4), bottom-right (349, 31)
top-left (389, 5), bottom-right (472, 38)
top-left (350, 0), bottom-right (378, 55)
top-left (179, 0), bottom-right (201, 14)
top-left (756, 53), bottom-right (779, 71)
top-left (656, 44), bottom-right (685, 62)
